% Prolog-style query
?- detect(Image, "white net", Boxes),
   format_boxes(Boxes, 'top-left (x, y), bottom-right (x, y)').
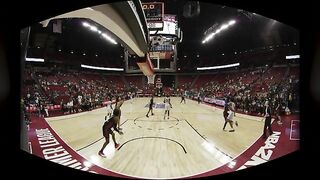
top-left (147, 74), bottom-right (156, 84)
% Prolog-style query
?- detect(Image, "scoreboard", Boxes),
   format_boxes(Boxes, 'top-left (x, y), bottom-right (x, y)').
top-left (142, 2), bottom-right (164, 22)
top-left (142, 2), bottom-right (164, 30)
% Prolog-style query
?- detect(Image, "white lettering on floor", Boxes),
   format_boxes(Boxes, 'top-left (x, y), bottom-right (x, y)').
top-left (237, 132), bottom-right (281, 170)
top-left (35, 128), bottom-right (94, 172)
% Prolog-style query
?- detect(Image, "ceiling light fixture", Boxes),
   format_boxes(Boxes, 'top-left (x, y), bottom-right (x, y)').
top-left (81, 64), bottom-right (124, 71)
top-left (202, 19), bottom-right (236, 44)
top-left (26, 57), bottom-right (44, 62)
top-left (82, 21), bottom-right (117, 45)
top-left (197, 62), bottom-right (240, 70)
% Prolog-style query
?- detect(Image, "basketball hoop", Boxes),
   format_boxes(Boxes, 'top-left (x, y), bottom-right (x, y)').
top-left (147, 74), bottom-right (156, 84)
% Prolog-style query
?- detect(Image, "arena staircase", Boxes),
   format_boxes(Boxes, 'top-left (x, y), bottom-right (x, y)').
top-left (30, 72), bottom-right (52, 104)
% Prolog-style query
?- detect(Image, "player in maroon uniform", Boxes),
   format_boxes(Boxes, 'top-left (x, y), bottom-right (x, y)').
top-left (98, 108), bottom-right (123, 157)
top-left (274, 98), bottom-right (283, 125)
top-left (180, 94), bottom-right (186, 104)
top-left (146, 96), bottom-right (154, 117)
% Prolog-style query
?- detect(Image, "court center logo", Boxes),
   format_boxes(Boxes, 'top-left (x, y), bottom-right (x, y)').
top-left (145, 103), bottom-right (165, 109)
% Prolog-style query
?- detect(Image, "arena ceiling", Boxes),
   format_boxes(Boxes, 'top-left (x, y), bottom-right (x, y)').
top-left (26, 0), bottom-right (299, 69)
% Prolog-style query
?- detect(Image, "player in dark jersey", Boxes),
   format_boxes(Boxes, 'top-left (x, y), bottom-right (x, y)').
top-left (39, 103), bottom-right (46, 118)
top-left (146, 96), bottom-right (154, 117)
top-left (274, 99), bottom-right (283, 125)
top-left (180, 94), bottom-right (186, 104)
top-left (263, 100), bottom-right (273, 138)
top-left (98, 109), bottom-right (123, 157)
top-left (222, 103), bottom-right (229, 131)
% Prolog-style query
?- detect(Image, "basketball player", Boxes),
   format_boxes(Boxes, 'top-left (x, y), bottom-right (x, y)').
top-left (129, 92), bottom-right (134, 103)
top-left (229, 102), bottom-right (237, 127)
top-left (39, 103), bottom-right (46, 118)
top-left (115, 97), bottom-right (124, 112)
top-left (274, 99), bottom-right (283, 125)
top-left (197, 95), bottom-right (201, 104)
top-left (164, 95), bottom-right (172, 119)
top-left (222, 102), bottom-right (229, 131)
top-left (263, 100), bottom-right (273, 138)
top-left (115, 96), bottom-right (124, 130)
top-left (105, 102), bottom-right (113, 121)
top-left (230, 101), bottom-right (238, 127)
top-left (222, 102), bottom-right (235, 132)
top-left (146, 96), bottom-right (154, 117)
top-left (98, 109), bottom-right (123, 158)
top-left (180, 94), bottom-right (186, 104)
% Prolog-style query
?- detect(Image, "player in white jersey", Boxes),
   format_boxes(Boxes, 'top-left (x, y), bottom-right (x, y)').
top-left (105, 102), bottom-right (113, 121)
top-left (115, 96), bottom-right (124, 130)
top-left (164, 95), bottom-right (172, 119)
top-left (229, 101), bottom-right (238, 127)
top-left (227, 101), bottom-right (236, 132)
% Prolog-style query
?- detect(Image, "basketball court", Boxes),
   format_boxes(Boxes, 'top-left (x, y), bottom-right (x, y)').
top-left (21, 1), bottom-right (300, 179)
top-left (43, 97), bottom-right (262, 178)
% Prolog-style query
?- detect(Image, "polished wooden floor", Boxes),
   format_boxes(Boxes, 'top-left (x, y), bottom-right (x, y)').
top-left (46, 97), bottom-right (263, 179)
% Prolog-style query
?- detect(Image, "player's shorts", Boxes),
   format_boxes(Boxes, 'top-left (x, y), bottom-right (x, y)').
top-left (107, 108), bottom-right (112, 114)
top-left (103, 127), bottom-right (116, 137)
top-left (165, 103), bottom-right (170, 110)
top-left (103, 130), bottom-right (112, 137)
top-left (227, 114), bottom-right (234, 121)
